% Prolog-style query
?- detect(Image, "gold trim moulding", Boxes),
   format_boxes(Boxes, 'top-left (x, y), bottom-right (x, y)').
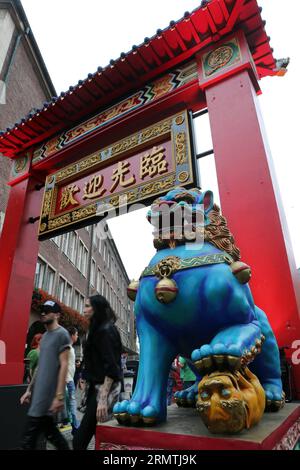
top-left (54, 116), bottom-right (176, 185)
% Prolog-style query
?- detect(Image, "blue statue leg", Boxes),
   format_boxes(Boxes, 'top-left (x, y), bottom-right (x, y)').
top-left (249, 307), bottom-right (284, 411)
top-left (191, 320), bottom-right (264, 374)
top-left (174, 360), bottom-right (201, 407)
top-left (174, 381), bottom-right (199, 408)
top-left (113, 318), bottom-right (176, 425)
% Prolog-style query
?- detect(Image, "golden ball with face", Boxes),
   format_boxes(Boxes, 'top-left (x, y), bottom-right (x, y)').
top-left (196, 368), bottom-right (265, 434)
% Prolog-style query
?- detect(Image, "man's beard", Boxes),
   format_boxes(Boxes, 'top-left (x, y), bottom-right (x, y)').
top-left (198, 398), bottom-right (247, 434)
top-left (42, 318), bottom-right (55, 325)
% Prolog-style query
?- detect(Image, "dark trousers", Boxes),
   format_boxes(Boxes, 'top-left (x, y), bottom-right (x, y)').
top-left (73, 382), bottom-right (121, 450)
top-left (73, 386), bottom-right (97, 450)
top-left (21, 415), bottom-right (70, 450)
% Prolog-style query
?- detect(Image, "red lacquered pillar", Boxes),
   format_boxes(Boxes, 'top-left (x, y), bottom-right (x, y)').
top-left (0, 176), bottom-right (42, 385)
top-left (205, 69), bottom-right (300, 397)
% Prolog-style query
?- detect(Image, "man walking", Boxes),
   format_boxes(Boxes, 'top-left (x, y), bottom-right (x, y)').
top-left (20, 300), bottom-right (71, 450)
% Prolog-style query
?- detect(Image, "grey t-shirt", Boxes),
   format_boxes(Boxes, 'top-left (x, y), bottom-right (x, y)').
top-left (28, 326), bottom-right (70, 417)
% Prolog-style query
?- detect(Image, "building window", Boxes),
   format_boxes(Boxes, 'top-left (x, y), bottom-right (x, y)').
top-left (73, 290), bottom-right (80, 310)
top-left (101, 275), bottom-right (105, 296)
top-left (93, 229), bottom-right (99, 250)
top-left (76, 241), bottom-right (83, 270)
top-left (35, 258), bottom-right (47, 289)
top-left (110, 287), bottom-right (114, 309)
top-left (111, 258), bottom-right (114, 278)
top-left (96, 269), bottom-right (101, 293)
top-left (106, 281), bottom-right (110, 303)
top-left (58, 277), bottom-right (72, 306)
top-left (73, 290), bottom-right (84, 314)
top-left (82, 247), bottom-right (88, 277)
top-left (61, 232), bottom-right (69, 255)
top-left (67, 231), bottom-right (77, 263)
top-left (103, 243), bottom-right (107, 265)
top-left (35, 258), bottom-right (56, 294)
top-left (58, 277), bottom-right (66, 303)
top-left (65, 282), bottom-right (73, 306)
top-left (52, 236), bottom-right (61, 248)
top-left (91, 259), bottom-right (96, 287)
top-left (46, 266), bottom-right (55, 295)
top-left (79, 294), bottom-right (84, 314)
top-left (77, 240), bottom-right (88, 277)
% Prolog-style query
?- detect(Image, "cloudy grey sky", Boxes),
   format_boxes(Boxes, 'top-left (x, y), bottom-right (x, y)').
top-left (22, 0), bottom-right (300, 279)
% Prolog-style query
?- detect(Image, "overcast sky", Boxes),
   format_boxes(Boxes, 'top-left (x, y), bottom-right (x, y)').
top-left (22, 0), bottom-right (300, 279)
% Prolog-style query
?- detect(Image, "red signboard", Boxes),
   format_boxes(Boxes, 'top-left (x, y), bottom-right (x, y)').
top-left (38, 111), bottom-right (198, 239)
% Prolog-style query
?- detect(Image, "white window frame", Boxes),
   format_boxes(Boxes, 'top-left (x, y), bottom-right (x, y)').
top-left (47, 265), bottom-right (56, 295)
top-left (91, 258), bottom-right (96, 287)
top-left (96, 268), bottom-right (101, 294)
top-left (101, 275), bottom-right (105, 296)
top-left (35, 258), bottom-right (47, 290)
top-left (58, 275), bottom-right (66, 303)
top-left (35, 256), bottom-right (57, 295)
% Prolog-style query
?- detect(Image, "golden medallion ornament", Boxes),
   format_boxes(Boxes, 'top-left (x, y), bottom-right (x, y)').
top-left (207, 46), bottom-right (233, 70)
top-left (175, 115), bottom-right (184, 125)
top-left (13, 156), bottom-right (28, 174)
top-left (178, 171), bottom-right (189, 183)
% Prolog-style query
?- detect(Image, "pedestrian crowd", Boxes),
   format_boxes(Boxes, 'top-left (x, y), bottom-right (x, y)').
top-left (20, 294), bottom-right (195, 450)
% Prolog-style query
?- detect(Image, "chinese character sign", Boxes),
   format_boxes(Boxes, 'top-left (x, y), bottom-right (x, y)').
top-left (55, 141), bottom-right (172, 215)
top-left (38, 111), bottom-right (197, 239)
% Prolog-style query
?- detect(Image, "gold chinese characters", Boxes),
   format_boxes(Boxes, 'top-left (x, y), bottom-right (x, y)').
top-left (59, 145), bottom-right (169, 209)
top-left (83, 174), bottom-right (106, 200)
top-left (140, 146), bottom-right (168, 179)
top-left (60, 185), bottom-right (80, 210)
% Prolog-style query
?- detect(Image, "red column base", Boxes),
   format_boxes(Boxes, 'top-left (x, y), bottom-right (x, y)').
top-left (0, 363), bottom-right (25, 386)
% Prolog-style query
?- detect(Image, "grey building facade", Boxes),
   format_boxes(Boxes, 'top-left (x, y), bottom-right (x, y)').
top-left (0, 0), bottom-right (136, 353)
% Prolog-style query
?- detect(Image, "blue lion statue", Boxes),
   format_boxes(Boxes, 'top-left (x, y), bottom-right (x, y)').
top-left (113, 187), bottom-right (284, 432)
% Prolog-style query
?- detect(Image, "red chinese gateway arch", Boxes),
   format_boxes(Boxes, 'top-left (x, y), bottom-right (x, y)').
top-left (0, 0), bottom-right (299, 397)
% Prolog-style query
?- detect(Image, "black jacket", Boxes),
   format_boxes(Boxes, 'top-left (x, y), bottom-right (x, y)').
top-left (83, 322), bottom-right (122, 384)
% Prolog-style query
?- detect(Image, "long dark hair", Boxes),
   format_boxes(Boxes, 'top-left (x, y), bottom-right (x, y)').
top-left (84, 295), bottom-right (118, 364)
top-left (88, 294), bottom-right (116, 335)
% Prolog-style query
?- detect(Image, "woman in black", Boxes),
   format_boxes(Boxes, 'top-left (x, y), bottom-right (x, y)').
top-left (73, 295), bottom-right (122, 450)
